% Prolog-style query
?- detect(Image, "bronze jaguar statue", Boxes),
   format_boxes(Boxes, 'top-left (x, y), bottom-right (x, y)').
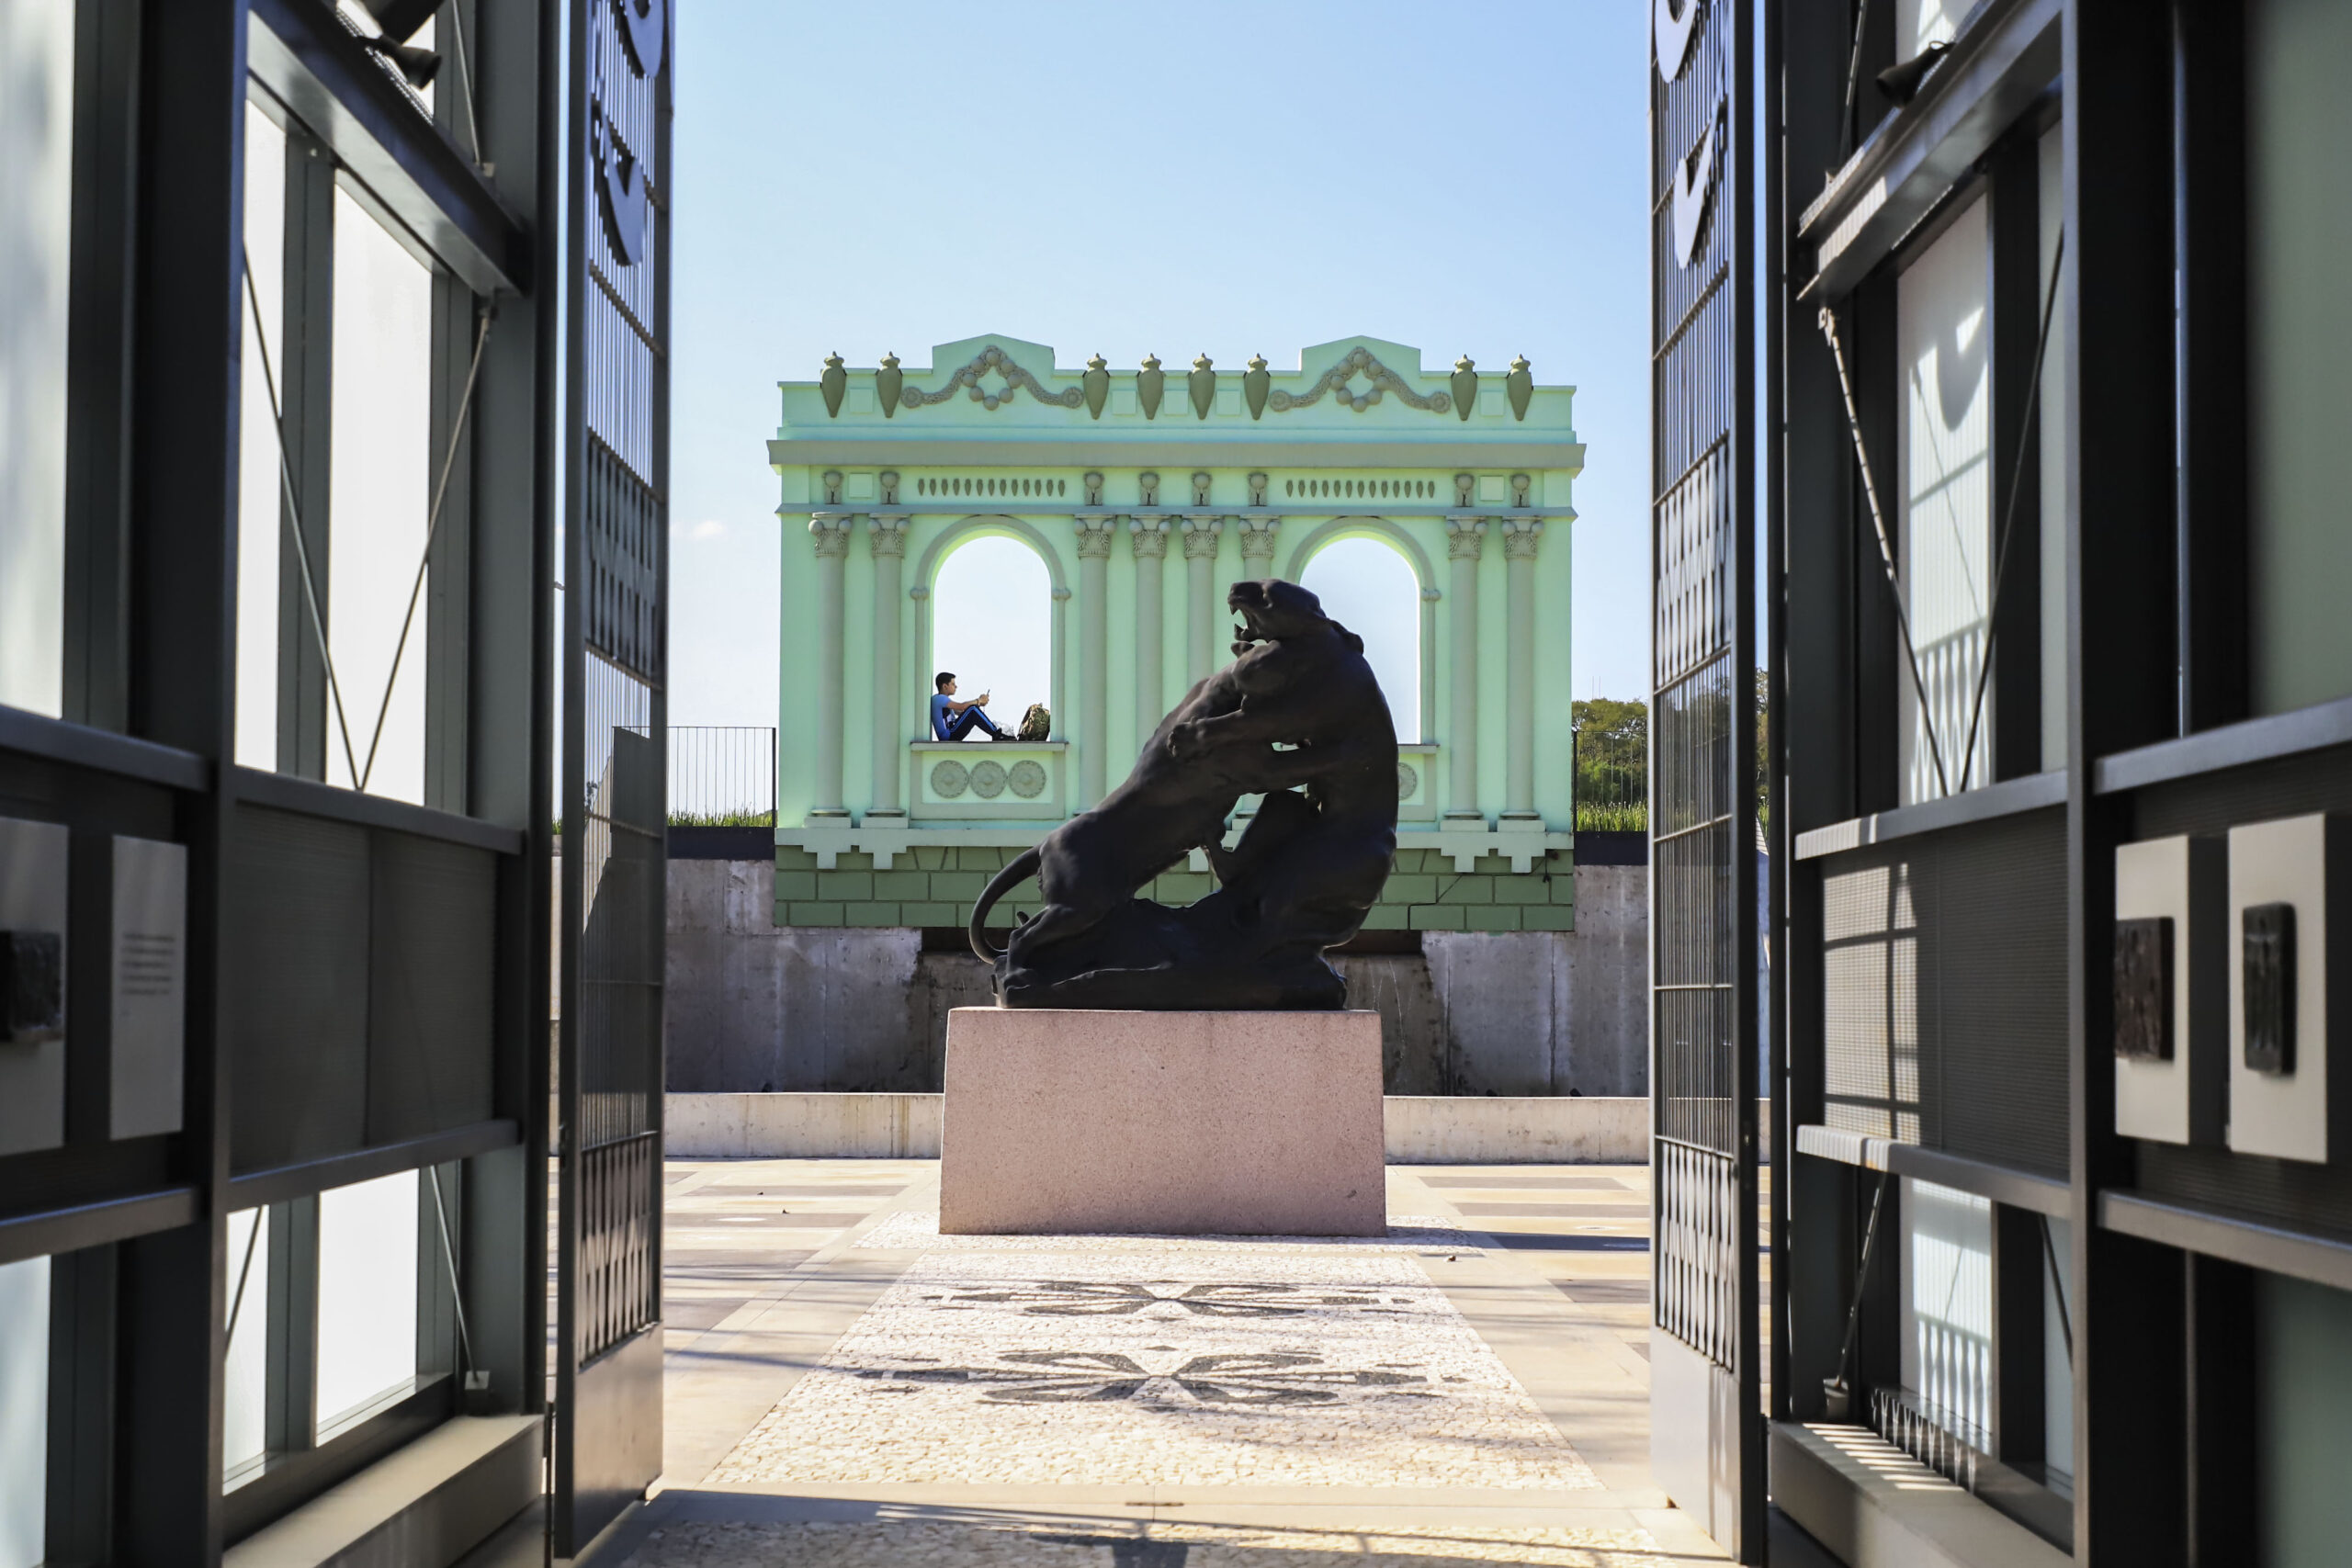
top-left (967, 579), bottom-right (1398, 1009)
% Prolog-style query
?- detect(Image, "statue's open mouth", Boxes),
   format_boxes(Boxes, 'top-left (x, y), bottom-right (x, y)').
top-left (1227, 585), bottom-right (1272, 649)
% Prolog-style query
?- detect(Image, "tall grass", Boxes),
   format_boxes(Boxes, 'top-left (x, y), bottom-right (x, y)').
top-left (1574, 801), bottom-right (1648, 833)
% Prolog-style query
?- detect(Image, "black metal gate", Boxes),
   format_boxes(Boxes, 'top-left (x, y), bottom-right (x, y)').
top-left (1647, 0), bottom-right (1761, 1558)
top-left (556, 0), bottom-right (672, 1550)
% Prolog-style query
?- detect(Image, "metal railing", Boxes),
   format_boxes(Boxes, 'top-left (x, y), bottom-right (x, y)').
top-left (1572, 728), bottom-right (1648, 832)
top-left (667, 726), bottom-right (775, 826)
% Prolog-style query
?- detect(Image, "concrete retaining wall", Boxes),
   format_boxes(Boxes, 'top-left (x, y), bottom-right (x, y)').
top-left (665, 858), bottom-right (1652, 1097)
top-left (1382, 1095), bottom-right (1649, 1164)
top-left (664, 1092), bottom-right (1768, 1165)
top-left (669, 1091), bottom-right (943, 1159)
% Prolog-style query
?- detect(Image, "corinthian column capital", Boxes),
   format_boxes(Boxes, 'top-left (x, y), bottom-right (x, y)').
top-left (1130, 517), bottom-right (1170, 558)
top-left (1238, 515), bottom-right (1281, 564)
top-left (1498, 517), bottom-right (1544, 560)
top-left (868, 516), bottom-right (909, 557)
top-left (1445, 517), bottom-right (1487, 559)
top-left (809, 514), bottom-right (855, 557)
top-left (1075, 517), bottom-right (1119, 559)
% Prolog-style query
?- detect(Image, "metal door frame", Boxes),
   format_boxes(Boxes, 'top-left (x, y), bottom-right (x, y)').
top-left (1647, 0), bottom-right (1764, 1558)
top-left (554, 0), bottom-right (673, 1551)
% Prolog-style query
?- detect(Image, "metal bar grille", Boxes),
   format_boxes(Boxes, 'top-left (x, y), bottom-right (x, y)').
top-left (1649, 0), bottom-right (1757, 1417)
top-left (584, 436), bottom-right (662, 683)
top-left (1655, 1139), bottom-right (1742, 1368)
top-left (577, 1131), bottom-right (659, 1360)
top-left (556, 0), bottom-right (669, 1548)
top-left (668, 727), bottom-right (776, 823)
top-left (576, 655), bottom-right (660, 1163)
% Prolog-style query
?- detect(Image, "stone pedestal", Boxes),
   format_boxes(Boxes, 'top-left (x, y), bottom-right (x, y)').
top-left (940, 1008), bottom-right (1385, 1235)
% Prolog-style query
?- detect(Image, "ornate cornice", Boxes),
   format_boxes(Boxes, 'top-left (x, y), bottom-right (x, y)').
top-left (802, 343), bottom-right (1547, 425)
top-left (897, 344), bottom-right (1082, 413)
top-left (1269, 345), bottom-right (1451, 415)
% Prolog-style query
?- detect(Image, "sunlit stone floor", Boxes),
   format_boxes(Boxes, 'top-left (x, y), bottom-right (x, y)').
top-left (591, 1158), bottom-right (1737, 1568)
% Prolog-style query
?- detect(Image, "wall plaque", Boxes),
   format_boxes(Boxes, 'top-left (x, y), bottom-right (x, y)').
top-left (111, 836), bottom-right (187, 1139)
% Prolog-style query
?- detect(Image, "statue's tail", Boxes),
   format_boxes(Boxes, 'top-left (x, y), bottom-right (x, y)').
top-left (967, 846), bottom-right (1043, 962)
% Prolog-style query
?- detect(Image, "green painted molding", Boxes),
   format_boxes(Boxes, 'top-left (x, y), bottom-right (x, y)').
top-left (910, 513), bottom-right (1070, 595)
top-left (1281, 515), bottom-right (1438, 592)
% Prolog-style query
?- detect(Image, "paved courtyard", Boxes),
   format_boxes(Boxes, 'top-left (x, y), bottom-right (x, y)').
top-left (599, 1160), bottom-right (1742, 1567)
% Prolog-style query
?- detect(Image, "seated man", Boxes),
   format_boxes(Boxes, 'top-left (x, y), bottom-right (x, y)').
top-left (930, 671), bottom-right (1014, 742)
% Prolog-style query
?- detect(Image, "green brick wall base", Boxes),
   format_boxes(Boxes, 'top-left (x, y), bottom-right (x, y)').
top-left (774, 845), bottom-right (1574, 932)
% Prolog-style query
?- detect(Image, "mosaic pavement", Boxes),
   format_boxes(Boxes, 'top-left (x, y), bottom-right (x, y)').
top-left (620, 1517), bottom-right (1672, 1567)
top-left (707, 1248), bottom-right (1600, 1490)
top-left (572, 1158), bottom-right (1749, 1568)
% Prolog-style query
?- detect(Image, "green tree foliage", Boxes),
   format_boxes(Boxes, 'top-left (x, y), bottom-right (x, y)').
top-left (1572, 697), bottom-right (1647, 831)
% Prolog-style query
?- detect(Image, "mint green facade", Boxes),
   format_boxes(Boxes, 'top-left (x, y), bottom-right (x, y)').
top-left (768, 334), bottom-right (1585, 926)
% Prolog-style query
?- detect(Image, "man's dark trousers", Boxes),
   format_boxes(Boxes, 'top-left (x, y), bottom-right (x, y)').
top-left (941, 707), bottom-right (1012, 742)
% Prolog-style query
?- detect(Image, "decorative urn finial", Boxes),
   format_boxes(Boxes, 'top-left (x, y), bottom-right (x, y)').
top-left (1082, 354), bottom-right (1111, 421)
top-left (820, 352), bottom-right (847, 418)
top-left (876, 352), bottom-right (903, 419)
top-left (1506, 355), bottom-right (1533, 421)
top-left (1136, 354), bottom-right (1165, 420)
top-left (1243, 354), bottom-right (1271, 421)
top-left (1189, 354), bottom-right (1217, 421)
top-left (1451, 355), bottom-right (1478, 422)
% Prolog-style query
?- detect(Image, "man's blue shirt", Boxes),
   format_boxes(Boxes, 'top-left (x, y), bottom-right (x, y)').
top-left (929, 692), bottom-right (956, 740)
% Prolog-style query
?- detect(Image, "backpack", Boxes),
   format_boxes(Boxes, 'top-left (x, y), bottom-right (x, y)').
top-left (1017, 703), bottom-right (1051, 741)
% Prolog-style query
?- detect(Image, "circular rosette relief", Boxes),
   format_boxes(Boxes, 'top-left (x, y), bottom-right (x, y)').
top-left (968, 760), bottom-right (1008, 798)
top-left (1396, 762), bottom-right (1419, 798)
top-left (930, 760), bottom-right (970, 798)
top-left (1008, 760), bottom-right (1047, 799)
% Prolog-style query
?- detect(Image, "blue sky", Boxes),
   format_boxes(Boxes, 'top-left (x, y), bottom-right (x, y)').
top-left (666, 1), bottom-right (1651, 727)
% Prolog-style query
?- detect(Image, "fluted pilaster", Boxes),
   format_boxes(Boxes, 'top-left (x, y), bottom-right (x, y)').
top-left (808, 513), bottom-right (855, 817)
top-left (866, 517), bottom-right (909, 816)
top-left (1075, 515), bottom-right (1118, 805)
top-left (1499, 517), bottom-right (1544, 819)
top-left (1182, 517), bottom-right (1224, 686)
top-left (1132, 518), bottom-right (1170, 739)
top-left (1443, 516), bottom-right (1486, 821)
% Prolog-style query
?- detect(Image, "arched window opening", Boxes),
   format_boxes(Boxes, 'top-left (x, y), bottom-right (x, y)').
top-left (1301, 537), bottom-right (1419, 738)
top-left (931, 536), bottom-right (1051, 740)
